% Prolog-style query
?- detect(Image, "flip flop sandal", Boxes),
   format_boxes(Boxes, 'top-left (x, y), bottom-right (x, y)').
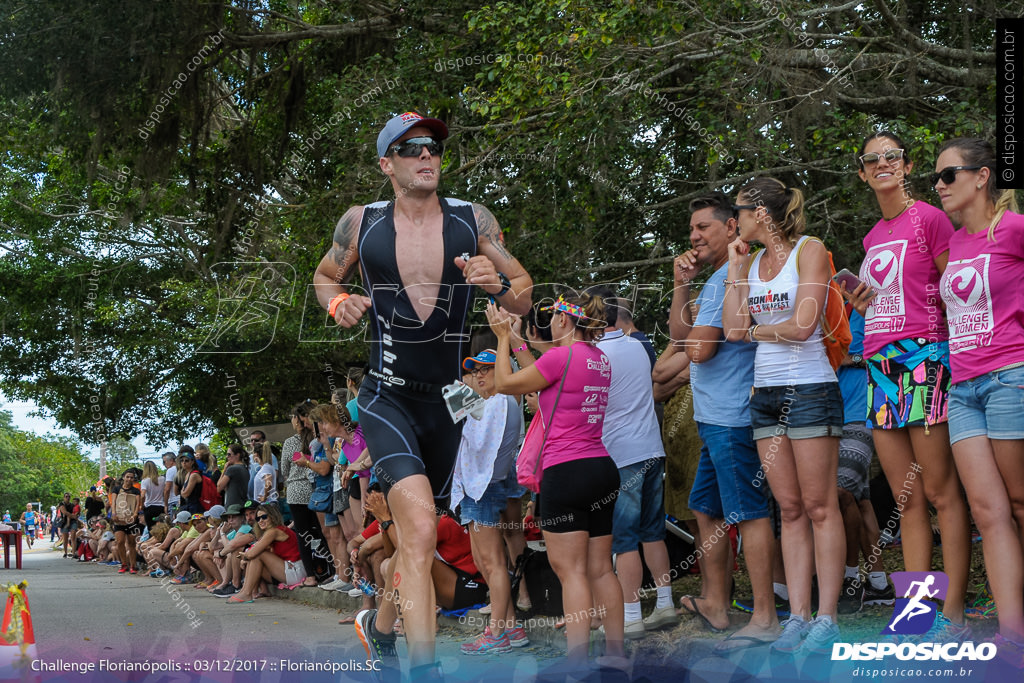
top-left (679, 596), bottom-right (727, 634)
top-left (227, 596), bottom-right (255, 604)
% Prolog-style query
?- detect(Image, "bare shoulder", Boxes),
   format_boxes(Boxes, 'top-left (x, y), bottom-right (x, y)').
top-left (473, 202), bottom-right (512, 260)
top-left (472, 202), bottom-right (501, 235)
top-left (333, 205), bottom-right (365, 247)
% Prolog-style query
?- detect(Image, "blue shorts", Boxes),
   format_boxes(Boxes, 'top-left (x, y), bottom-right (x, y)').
top-left (460, 470), bottom-right (521, 527)
top-left (689, 423), bottom-right (770, 523)
top-left (948, 365), bottom-right (1024, 444)
top-left (749, 382), bottom-right (844, 441)
top-left (611, 458), bottom-right (666, 554)
top-left (323, 512), bottom-right (339, 527)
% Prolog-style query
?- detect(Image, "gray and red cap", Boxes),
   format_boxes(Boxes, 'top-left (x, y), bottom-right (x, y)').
top-left (376, 111), bottom-right (448, 158)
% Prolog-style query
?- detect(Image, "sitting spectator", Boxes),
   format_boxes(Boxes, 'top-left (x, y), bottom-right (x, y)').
top-left (345, 489), bottom-right (394, 622)
top-left (207, 504), bottom-right (256, 597)
top-left (190, 506), bottom-right (226, 588)
top-left (229, 504), bottom-right (306, 603)
top-left (143, 511), bottom-right (191, 576)
top-left (170, 511), bottom-right (221, 585)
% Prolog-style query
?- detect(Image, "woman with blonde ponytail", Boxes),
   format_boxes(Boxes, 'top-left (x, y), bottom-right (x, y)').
top-left (722, 177), bottom-right (846, 656)
top-left (934, 137), bottom-right (1024, 663)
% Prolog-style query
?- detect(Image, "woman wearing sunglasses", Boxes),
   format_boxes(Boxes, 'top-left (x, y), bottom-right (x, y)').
top-left (228, 504), bottom-right (306, 603)
top-left (845, 131), bottom-right (971, 642)
top-left (722, 177), bottom-right (845, 655)
top-left (934, 137), bottom-right (1024, 661)
top-left (486, 291), bottom-right (627, 676)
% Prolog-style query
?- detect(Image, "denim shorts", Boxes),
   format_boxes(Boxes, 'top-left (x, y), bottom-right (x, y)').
top-left (688, 423), bottom-right (770, 523)
top-left (948, 365), bottom-right (1024, 444)
top-left (460, 470), bottom-right (521, 527)
top-left (611, 457), bottom-right (666, 554)
top-left (749, 382), bottom-right (844, 441)
top-left (323, 512), bottom-right (339, 527)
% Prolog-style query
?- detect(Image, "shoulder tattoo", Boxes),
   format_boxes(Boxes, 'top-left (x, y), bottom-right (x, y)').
top-left (473, 203), bottom-right (512, 261)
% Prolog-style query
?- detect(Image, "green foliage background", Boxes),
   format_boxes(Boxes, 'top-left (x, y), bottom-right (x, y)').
top-left (0, 0), bottom-right (1018, 446)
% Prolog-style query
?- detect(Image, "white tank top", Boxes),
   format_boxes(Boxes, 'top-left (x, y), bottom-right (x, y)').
top-left (747, 236), bottom-right (837, 387)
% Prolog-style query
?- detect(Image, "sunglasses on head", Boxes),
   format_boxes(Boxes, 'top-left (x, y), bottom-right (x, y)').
top-left (859, 149), bottom-right (904, 166)
top-left (388, 136), bottom-right (443, 158)
top-left (929, 165), bottom-right (982, 187)
top-left (731, 204), bottom-right (757, 213)
top-left (256, 514), bottom-right (269, 521)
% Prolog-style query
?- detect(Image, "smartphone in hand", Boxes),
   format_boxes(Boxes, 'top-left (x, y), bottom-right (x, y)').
top-left (832, 268), bottom-right (863, 292)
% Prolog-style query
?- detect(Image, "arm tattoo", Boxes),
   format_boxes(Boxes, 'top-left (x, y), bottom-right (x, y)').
top-left (474, 203), bottom-right (512, 262)
top-left (330, 206), bottom-right (361, 282)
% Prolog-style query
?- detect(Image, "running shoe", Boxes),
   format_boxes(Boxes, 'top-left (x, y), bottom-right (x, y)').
top-left (838, 577), bottom-right (864, 614)
top-left (796, 615), bottom-right (840, 656)
top-left (460, 631), bottom-right (512, 655)
top-left (129, 567), bottom-right (137, 574)
top-left (117, 566), bottom-right (128, 574)
top-left (354, 609), bottom-right (397, 680)
top-left (919, 612), bottom-right (972, 643)
top-left (863, 581), bottom-right (896, 607)
top-left (966, 581), bottom-right (996, 619)
top-left (506, 626), bottom-right (530, 648)
top-left (213, 584), bottom-right (239, 598)
top-left (770, 616), bottom-right (811, 655)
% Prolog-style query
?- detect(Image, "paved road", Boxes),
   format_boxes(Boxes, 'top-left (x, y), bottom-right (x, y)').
top-left (0, 545), bottom-right (567, 683)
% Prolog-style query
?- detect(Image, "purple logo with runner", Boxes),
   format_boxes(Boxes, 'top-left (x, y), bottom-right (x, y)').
top-left (883, 571), bottom-right (948, 635)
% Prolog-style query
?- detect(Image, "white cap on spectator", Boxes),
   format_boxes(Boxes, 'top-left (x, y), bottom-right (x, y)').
top-left (204, 505), bottom-right (226, 520)
top-left (174, 511), bottom-right (191, 523)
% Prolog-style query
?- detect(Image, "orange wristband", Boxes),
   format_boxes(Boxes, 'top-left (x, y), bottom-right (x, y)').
top-left (328, 293), bottom-right (350, 317)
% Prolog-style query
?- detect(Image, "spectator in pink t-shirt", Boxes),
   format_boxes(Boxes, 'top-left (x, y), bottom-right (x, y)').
top-left (843, 130), bottom-right (971, 640)
top-left (486, 291), bottom-right (627, 675)
top-left (934, 137), bottom-right (1024, 658)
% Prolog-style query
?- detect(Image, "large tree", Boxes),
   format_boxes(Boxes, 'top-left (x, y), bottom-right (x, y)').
top-left (0, 0), bottom-right (1016, 444)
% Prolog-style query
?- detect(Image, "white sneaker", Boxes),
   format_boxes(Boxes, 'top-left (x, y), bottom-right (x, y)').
top-left (319, 577), bottom-right (343, 591)
top-left (348, 587), bottom-right (365, 598)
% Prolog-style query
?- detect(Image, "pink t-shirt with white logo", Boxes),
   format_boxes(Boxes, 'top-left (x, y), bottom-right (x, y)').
top-left (860, 201), bottom-right (954, 356)
top-left (940, 211), bottom-right (1024, 382)
top-left (532, 342), bottom-right (612, 469)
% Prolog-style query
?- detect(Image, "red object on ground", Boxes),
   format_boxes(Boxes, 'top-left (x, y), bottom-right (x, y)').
top-left (0, 531), bottom-right (22, 570)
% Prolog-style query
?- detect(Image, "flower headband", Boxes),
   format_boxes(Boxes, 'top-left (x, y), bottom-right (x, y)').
top-left (540, 295), bottom-right (587, 319)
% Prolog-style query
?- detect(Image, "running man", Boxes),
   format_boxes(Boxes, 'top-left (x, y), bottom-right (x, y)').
top-left (887, 575), bottom-right (940, 632)
top-left (313, 111), bottom-right (532, 679)
top-left (18, 504), bottom-right (37, 548)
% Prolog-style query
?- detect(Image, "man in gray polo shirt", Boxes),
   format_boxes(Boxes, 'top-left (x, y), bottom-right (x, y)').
top-left (595, 288), bottom-right (678, 639)
top-left (669, 192), bottom-right (779, 651)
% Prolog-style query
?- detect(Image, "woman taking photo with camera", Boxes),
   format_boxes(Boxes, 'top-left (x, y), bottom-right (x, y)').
top-left (486, 291), bottom-right (626, 675)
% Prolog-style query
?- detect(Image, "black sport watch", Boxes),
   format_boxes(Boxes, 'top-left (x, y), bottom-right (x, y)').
top-left (496, 272), bottom-right (511, 297)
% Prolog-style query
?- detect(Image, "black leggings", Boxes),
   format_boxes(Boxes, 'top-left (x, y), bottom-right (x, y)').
top-left (289, 502), bottom-right (326, 578)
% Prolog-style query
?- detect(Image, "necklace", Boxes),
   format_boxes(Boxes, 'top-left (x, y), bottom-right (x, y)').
top-left (884, 200), bottom-right (912, 232)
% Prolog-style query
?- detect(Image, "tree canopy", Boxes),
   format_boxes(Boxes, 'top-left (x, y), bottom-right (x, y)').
top-left (0, 0), bottom-right (1017, 445)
